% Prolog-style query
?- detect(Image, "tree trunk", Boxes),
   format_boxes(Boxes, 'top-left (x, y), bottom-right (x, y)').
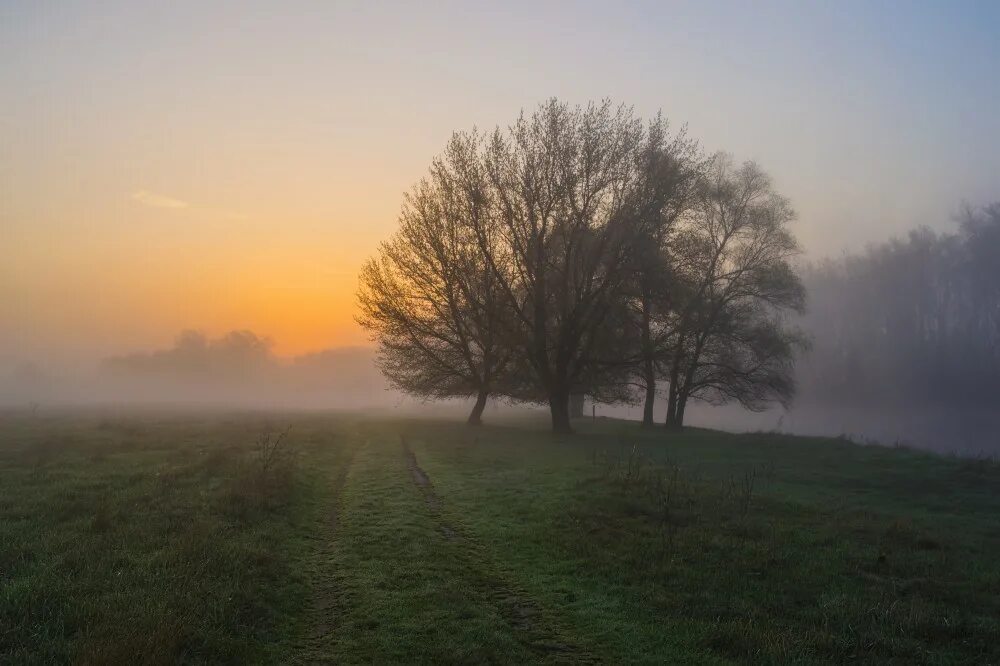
top-left (641, 373), bottom-right (656, 428)
top-left (640, 292), bottom-right (656, 428)
top-left (664, 335), bottom-right (684, 430)
top-left (569, 393), bottom-right (585, 419)
top-left (673, 332), bottom-right (705, 431)
top-left (664, 375), bottom-right (680, 430)
top-left (674, 392), bottom-right (688, 430)
top-left (549, 388), bottom-right (573, 434)
top-left (467, 389), bottom-right (489, 426)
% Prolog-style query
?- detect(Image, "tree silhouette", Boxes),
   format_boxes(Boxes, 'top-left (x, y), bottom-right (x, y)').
top-left (357, 136), bottom-right (509, 425)
top-left (662, 156), bottom-right (805, 429)
top-left (468, 100), bottom-right (699, 432)
top-left (359, 102), bottom-right (807, 432)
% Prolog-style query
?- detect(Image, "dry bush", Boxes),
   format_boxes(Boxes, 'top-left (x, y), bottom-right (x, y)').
top-left (227, 425), bottom-right (297, 515)
top-left (594, 441), bottom-right (767, 560)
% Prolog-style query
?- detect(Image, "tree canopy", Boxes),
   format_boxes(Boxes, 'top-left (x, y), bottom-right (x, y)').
top-left (358, 100), bottom-right (805, 431)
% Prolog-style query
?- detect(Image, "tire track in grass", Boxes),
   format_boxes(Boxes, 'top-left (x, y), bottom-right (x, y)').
top-left (401, 433), bottom-right (459, 540)
top-left (296, 433), bottom-right (365, 661)
top-left (322, 429), bottom-right (529, 662)
top-left (400, 433), bottom-right (598, 663)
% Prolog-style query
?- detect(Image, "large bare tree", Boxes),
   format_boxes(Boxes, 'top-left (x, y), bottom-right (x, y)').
top-left (356, 137), bottom-right (509, 425)
top-left (663, 155), bottom-right (806, 429)
top-left (467, 100), bottom-right (695, 432)
top-left (358, 104), bottom-right (807, 434)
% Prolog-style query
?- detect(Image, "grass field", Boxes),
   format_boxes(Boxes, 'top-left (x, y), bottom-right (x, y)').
top-left (1, 410), bottom-right (998, 664)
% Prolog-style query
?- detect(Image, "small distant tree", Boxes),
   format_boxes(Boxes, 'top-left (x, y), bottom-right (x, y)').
top-left (356, 137), bottom-right (509, 425)
top-left (664, 156), bottom-right (806, 429)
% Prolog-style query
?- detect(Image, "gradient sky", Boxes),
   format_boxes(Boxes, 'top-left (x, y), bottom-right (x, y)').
top-left (2, 1), bottom-right (999, 368)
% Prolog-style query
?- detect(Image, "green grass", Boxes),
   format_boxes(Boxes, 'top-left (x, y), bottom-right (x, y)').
top-left (1, 410), bottom-right (998, 663)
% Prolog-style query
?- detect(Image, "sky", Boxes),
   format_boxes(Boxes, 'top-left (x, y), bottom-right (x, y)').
top-left (2, 0), bottom-right (999, 369)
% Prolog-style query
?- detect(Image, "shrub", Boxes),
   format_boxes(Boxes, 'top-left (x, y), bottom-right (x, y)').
top-left (227, 425), bottom-right (297, 515)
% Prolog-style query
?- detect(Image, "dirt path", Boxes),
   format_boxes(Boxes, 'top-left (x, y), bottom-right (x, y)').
top-left (401, 434), bottom-right (458, 539)
top-left (327, 439), bottom-right (362, 530)
top-left (295, 435), bottom-right (364, 662)
top-left (399, 433), bottom-right (597, 663)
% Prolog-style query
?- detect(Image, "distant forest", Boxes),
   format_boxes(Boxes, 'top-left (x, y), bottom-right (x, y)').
top-left (798, 203), bottom-right (1000, 410)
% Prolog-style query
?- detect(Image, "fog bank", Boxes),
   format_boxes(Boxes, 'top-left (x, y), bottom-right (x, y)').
top-left (2, 331), bottom-right (390, 410)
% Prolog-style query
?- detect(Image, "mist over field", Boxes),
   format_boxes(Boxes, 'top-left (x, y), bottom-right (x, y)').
top-left (7, 200), bottom-right (1000, 454)
top-left (5, 3), bottom-right (1000, 663)
top-left (6, 306), bottom-right (1000, 456)
top-left (2, 332), bottom-right (389, 410)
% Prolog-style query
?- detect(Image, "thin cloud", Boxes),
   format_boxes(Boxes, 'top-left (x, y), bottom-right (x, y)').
top-left (131, 190), bottom-right (190, 209)
top-left (130, 190), bottom-right (247, 220)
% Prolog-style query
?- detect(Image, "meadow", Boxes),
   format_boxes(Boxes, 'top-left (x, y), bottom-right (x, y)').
top-left (1, 409), bottom-right (998, 664)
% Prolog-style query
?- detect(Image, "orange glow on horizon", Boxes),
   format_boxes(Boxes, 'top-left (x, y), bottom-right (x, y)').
top-left (4, 2), bottom-right (998, 367)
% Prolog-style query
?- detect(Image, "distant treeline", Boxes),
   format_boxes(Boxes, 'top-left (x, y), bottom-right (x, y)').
top-left (358, 99), bottom-right (805, 432)
top-left (97, 331), bottom-right (385, 408)
top-left (798, 203), bottom-right (1000, 410)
